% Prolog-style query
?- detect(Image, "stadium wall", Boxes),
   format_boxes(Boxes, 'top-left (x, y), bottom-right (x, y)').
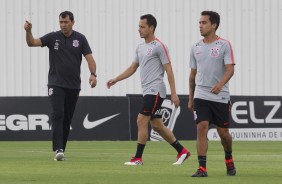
top-left (0, 0), bottom-right (282, 97)
top-left (1, 96), bottom-right (282, 141)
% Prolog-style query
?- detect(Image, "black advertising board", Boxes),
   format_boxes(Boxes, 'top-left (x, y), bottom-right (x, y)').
top-left (208, 96), bottom-right (282, 141)
top-left (1, 96), bottom-right (281, 141)
top-left (0, 97), bottom-right (129, 141)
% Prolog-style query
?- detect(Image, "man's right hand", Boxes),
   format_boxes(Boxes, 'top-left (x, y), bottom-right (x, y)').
top-left (106, 79), bottom-right (117, 89)
top-left (24, 21), bottom-right (32, 32)
top-left (188, 100), bottom-right (194, 112)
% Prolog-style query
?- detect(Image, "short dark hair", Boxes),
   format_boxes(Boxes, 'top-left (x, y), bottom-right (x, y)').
top-left (140, 14), bottom-right (157, 32)
top-left (59, 11), bottom-right (74, 22)
top-left (201, 11), bottom-right (220, 30)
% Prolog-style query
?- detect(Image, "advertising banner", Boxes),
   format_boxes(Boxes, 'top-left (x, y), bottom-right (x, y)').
top-left (0, 97), bottom-right (129, 141)
top-left (0, 97), bottom-right (52, 140)
top-left (208, 96), bottom-right (282, 141)
top-left (1, 96), bottom-right (281, 141)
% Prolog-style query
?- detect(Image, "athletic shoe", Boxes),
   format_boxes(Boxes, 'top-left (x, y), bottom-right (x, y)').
top-left (124, 157), bottom-right (143, 165)
top-left (191, 166), bottom-right (208, 177)
top-left (54, 149), bottom-right (66, 161)
top-left (225, 158), bottom-right (236, 176)
top-left (172, 148), bottom-right (191, 165)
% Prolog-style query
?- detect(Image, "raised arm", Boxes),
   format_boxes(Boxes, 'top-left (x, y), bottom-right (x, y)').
top-left (24, 21), bottom-right (42, 47)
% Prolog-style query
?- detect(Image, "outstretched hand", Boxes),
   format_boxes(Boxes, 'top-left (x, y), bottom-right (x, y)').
top-left (106, 79), bottom-right (117, 89)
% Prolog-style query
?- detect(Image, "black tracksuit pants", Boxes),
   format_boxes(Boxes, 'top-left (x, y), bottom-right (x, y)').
top-left (48, 86), bottom-right (80, 151)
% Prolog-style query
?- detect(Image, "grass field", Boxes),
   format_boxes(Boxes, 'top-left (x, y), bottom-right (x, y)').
top-left (0, 141), bottom-right (281, 184)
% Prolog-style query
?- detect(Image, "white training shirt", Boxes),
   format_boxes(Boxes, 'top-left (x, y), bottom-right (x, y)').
top-left (133, 38), bottom-right (171, 98)
top-left (190, 37), bottom-right (235, 103)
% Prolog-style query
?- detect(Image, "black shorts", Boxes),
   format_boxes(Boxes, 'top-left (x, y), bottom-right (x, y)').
top-left (193, 98), bottom-right (231, 128)
top-left (139, 94), bottom-right (164, 120)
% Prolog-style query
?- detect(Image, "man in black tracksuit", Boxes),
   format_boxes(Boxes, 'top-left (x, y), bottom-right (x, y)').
top-left (24, 11), bottom-right (97, 161)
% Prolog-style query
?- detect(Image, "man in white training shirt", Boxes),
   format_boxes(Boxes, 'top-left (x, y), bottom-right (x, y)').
top-left (189, 11), bottom-right (236, 177)
top-left (107, 14), bottom-right (190, 166)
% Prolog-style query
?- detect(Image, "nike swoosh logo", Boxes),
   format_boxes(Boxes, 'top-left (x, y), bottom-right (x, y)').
top-left (83, 113), bottom-right (120, 129)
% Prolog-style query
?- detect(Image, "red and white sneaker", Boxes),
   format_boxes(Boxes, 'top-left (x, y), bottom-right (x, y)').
top-left (172, 148), bottom-right (190, 165)
top-left (124, 157), bottom-right (143, 166)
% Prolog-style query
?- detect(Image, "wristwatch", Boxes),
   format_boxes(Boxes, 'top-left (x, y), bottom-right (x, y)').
top-left (91, 72), bottom-right (97, 77)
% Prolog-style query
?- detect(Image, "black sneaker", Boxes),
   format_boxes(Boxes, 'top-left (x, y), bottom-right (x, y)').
top-left (225, 158), bottom-right (236, 176)
top-left (191, 166), bottom-right (208, 177)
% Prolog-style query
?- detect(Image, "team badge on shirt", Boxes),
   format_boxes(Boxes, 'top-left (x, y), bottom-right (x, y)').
top-left (146, 47), bottom-right (154, 56)
top-left (210, 47), bottom-right (220, 57)
top-left (73, 40), bottom-right (79, 47)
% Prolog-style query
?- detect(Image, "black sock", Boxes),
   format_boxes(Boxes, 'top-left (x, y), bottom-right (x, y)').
top-left (171, 140), bottom-right (184, 153)
top-left (135, 143), bottom-right (145, 158)
top-left (225, 151), bottom-right (232, 160)
top-left (198, 156), bottom-right (207, 168)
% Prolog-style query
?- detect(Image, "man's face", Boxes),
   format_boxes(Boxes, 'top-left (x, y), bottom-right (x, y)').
top-left (199, 15), bottom-right (216, 37)
top-left (59, 16), bottom-right (74, 35)
top-left (138, 19), bottom-right (153, 38)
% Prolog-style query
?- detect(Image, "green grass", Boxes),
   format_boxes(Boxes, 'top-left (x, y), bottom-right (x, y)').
top-left (0, 141), bottom-right (281, 184)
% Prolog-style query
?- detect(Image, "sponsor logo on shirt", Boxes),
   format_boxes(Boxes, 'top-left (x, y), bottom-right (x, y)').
top-left (216, 41), bottom-right (223, 47)
top-left (194, 45), bottom-right (202, 54)
top-left (151, 41), bottom-right (157, 46)
top-left (54, 42), bottom-right (59, 50)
